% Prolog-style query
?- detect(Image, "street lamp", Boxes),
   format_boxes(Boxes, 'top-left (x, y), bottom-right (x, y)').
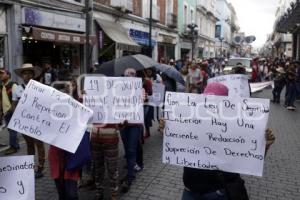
top-left (187, 23), bottom-right (198, 60)
top-left (219, 37), bottom-right (224, 57)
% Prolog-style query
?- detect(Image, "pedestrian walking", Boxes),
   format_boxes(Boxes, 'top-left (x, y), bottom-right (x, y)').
top-left (284, 64), bottom-right (298, 110)
top-left (272, 67), bottom-right (286, 103)
top-left (12, 63), bottom-right (46, 178)
top-left (0, 68), bottom-right (20, 155)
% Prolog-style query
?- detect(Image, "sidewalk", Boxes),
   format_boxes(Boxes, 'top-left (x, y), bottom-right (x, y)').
top-left (0, 127), bottom-right (25, 152)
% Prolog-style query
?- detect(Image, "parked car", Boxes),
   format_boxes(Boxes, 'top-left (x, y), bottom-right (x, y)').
top-left (223, 57), bottom-right (253, 79)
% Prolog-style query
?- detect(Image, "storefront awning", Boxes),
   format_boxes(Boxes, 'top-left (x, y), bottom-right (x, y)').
top-left (29, 27), bottom-right (96, 44)
top-left (96, 19), bottom-right (141, 52)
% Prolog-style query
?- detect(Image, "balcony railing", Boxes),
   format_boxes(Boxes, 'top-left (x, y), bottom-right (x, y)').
top-left (167, 13), bottom-right (178, 28)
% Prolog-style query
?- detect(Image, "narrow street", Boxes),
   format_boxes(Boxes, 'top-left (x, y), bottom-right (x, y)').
top-left (1, 89), bottom-right (299, 200)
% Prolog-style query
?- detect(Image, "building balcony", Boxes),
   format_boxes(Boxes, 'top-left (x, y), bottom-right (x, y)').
top-left (167, 13), bottom-right (177, 28)
top-left (110, 0), bottom-right (133, 13)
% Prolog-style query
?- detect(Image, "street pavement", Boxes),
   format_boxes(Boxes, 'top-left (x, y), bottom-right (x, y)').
top-left (0, 88), bottom-right (300, 200)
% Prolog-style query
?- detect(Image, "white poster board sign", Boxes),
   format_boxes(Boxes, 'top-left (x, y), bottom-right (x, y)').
top-left (83, 76), bottom-right (144, 124)
top-left (0, 156), bottom-right (35, 200)
top-left (163, 92), bottom-right (270, 176)
top-left (208, 74), bottom-right (250, 98)
top-left (250, 81), bottom-right (274, 93)
top-left (148, 83), bottom-right (166, 107)
top-left (8, 80), bottom-right (93, 153)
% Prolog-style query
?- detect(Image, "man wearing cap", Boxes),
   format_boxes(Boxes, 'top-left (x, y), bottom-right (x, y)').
top-left (12, 63), bottom-right (45, 178)
top-left (0, 68), bottom-right (20, 154)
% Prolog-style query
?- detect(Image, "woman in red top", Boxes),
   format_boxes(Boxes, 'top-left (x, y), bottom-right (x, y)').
top-left (48, 81), bottom-right (81, 200)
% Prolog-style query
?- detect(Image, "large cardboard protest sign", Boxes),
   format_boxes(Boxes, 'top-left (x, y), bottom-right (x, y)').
top-left (83, 76), bottom-right (144, 124)
top-left (208, 74), bottom-right (250, 97)
top-left (8, 80), bottom-right (93, 153)
top-left (0, 156), bottom-right (35, 200)
top-left (163, 92), bottom-right (270, 176)
top-left (148, 83), bottom-right (166, 107)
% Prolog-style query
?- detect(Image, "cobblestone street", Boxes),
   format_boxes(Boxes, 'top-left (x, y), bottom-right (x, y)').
top-left (1, 89), bottom-right (300, 200)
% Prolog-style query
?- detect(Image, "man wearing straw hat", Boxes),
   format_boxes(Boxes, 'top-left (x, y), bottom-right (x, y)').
top-left (12, 63), bottom-right (46, 178)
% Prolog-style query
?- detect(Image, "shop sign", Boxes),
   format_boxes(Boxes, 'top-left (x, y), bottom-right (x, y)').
top-left (162, 35), bottom-right (174, 44)
top-left (129, 29), bottom-right (156, 46)
top-left (31, 27), bottom-right (96, 44)
top-left (181, 41), bottom-right (192, 49)
top-left (22, 7), bottom-right (85, 32)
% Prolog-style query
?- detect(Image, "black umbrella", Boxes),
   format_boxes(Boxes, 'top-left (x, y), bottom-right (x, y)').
top-left (154, 64), bottom-right (185, 85)
top-left (96, 54), bottom-right (157, 76)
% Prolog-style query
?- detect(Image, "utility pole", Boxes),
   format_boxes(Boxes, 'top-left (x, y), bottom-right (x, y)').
top-left (85, 0), bottom-right (92, 73)
top-left (148, 0), bottom-right (153, 58)
top-left (219, 37), bottom-right (224, 57)
top-left (188, 23), bottom-right (198, 60)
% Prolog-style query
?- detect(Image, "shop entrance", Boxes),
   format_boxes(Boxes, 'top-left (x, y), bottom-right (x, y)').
top-left (22, 40), bottom-right (82, 80)
top-left (158, 43), bottom-right (175, 63)
top-left (181, 48), bottom-right (190, 60)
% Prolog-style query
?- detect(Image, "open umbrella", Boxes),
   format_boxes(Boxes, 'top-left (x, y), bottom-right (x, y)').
top-left (96, 54), bottom-right (157, 76)
top-left (154, 64), bottom-right (185, 85)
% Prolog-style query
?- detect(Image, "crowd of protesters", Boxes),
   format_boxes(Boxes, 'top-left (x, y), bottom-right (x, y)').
top-left (0, 54), bottom-right (289, 200)
top-left (250, 57), bottom-right (300, 110)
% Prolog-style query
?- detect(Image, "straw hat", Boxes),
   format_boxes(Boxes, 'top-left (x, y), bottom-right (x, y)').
top-left (276, 67), bottom-right (285, 74)
top-left (14, 63), bottom-right (42, 78)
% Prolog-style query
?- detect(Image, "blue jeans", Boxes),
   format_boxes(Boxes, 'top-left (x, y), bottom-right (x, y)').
top-left (182, 189), bottom-right (228, 200)
top-left (4, 112), bottom-right (19, 149)
top-left (54, 179), bottom-right (78, 200)
top-left (121, 125), bottom-right (142, 182)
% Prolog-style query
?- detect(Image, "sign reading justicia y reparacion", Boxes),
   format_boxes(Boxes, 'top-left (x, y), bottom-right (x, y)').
top-left (162, 92), bottom-right (270, 176)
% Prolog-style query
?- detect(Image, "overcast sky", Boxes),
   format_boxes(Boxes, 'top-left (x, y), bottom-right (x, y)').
top-left (227, 0), bottom-right (279, 47)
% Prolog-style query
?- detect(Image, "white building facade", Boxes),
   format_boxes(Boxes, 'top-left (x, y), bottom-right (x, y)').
top-left (273, 0), bottom-right (294, 58)
top-left (196, 0), bottom-right (218, 59)
top-left (215, 0), bottom-right (232, 57)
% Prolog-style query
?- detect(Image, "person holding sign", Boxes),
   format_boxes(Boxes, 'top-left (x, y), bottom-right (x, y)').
top-left (120, 68), bottom-right (144, 193)
top-left (12, 63), bottom-right (46, 179)
top-left (91, 124), bottom-right (120, 200)
top-left (48, 83), bottom-right (82, 200)
top-left (181, 83), bottom-right (275, 200)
